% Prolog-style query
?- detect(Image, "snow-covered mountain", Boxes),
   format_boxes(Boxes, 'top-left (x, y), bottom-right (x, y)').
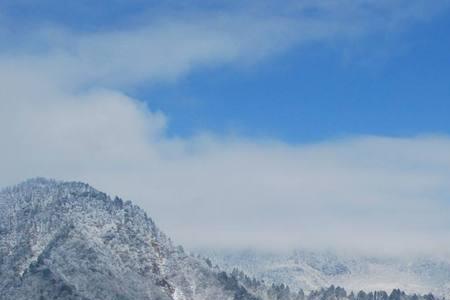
top-left (0, 178), bottom-right (260, 300)
top-left (198, 248), bottom-right (450, 298)
top-left (0, 178), bottom-right (445, 300)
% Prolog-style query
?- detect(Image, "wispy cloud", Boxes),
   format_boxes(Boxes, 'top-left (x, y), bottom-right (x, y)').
top-left (1, 0), bottom-right (449, 88)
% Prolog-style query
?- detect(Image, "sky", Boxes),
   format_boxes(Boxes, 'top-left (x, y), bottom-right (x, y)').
top-left (1, 0), bottom-right (450, 256)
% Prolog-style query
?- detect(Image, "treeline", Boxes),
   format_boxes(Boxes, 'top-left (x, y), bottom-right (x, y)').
top-left (216, 267), bottom-right (442, 300)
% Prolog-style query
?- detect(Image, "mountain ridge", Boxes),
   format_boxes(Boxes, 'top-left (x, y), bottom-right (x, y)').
top-left (0, 178), bottom-right (227, 299)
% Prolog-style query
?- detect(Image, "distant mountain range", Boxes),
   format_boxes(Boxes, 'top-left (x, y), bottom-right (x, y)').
top-left (197, 248), bottom-right (450, 298)
top-left (0, 178), bottom-right (445, 300)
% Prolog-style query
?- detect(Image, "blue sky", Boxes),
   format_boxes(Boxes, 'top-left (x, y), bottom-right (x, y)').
top-left (1, 1), bottom-right (450, 253)
top-left (145, 22), bottom-right (450, 142)
top-left (138, 5), bottom-right (450, 142)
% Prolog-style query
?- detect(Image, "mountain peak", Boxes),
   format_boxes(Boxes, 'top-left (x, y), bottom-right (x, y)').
top-left (11, 177), bottom-right (97, 193)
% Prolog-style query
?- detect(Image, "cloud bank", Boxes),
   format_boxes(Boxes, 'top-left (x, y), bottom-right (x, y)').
top-left (1, 1), bottom-right (450, 255)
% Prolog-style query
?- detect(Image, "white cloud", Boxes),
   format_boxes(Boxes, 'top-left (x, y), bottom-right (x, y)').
top-left (1, 1), bottom-right (450, 256)
top-left (2, 81), bottom-right (450, 254)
